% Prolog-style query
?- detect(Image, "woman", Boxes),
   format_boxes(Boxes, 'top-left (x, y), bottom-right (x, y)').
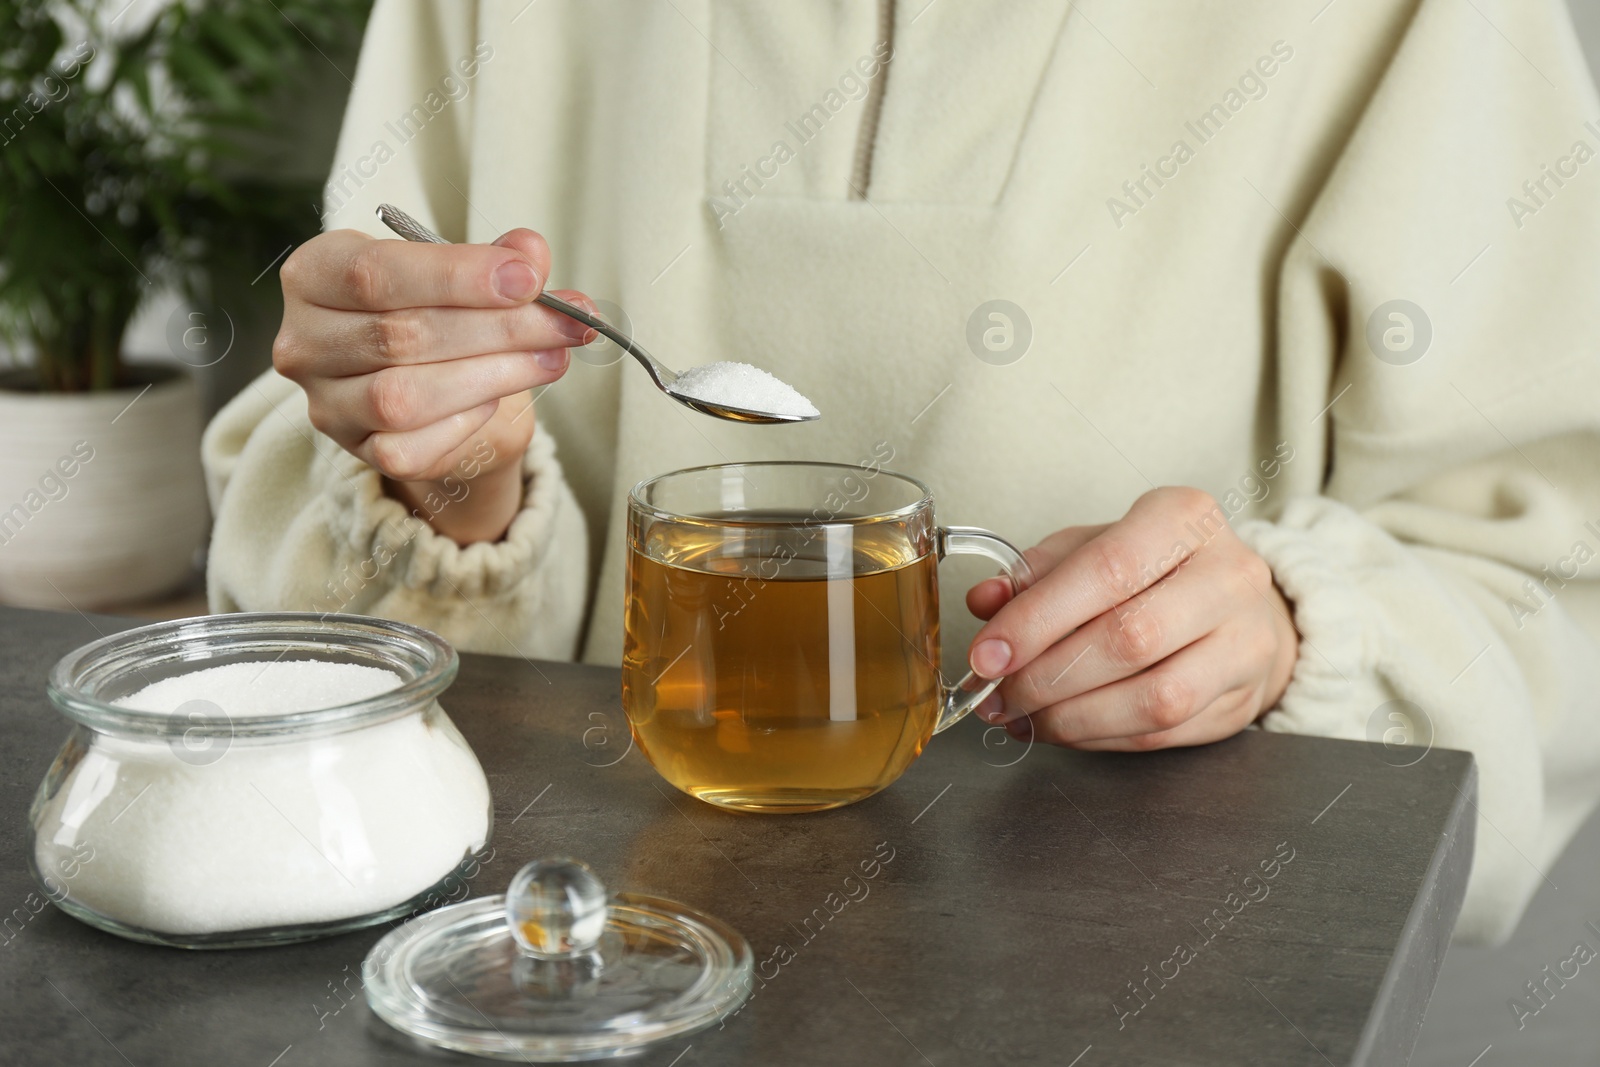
top-left (205, 0), bottom-right (1600, 945)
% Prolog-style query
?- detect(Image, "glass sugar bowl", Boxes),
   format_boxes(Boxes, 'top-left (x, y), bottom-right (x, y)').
top-left (29, 612), bottom-right (492, 949)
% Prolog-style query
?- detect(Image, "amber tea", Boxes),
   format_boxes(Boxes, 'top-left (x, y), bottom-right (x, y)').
top-left (623, 462), bottom-right (1029, 814)
top-left (623, 515), bottom-right (940, 813)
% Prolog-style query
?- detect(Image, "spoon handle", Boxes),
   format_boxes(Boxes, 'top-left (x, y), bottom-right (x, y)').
top-left (373, 204), bottom-right (672, 385)
top-left (375, 203), bottom-right (449, 245)
top-left (531, 292), bottom-right (631, 354)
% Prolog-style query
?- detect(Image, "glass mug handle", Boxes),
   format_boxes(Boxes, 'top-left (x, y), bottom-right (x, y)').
top-left (934, 525), bottom-right (1035, 734)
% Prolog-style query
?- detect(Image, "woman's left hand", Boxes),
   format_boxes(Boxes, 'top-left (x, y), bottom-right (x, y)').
top-left (966, 487), bottom-right (1300, 751)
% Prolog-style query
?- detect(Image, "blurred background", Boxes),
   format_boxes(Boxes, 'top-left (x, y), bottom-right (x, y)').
top-left (0, 3), bottom-right (1597, 1061)
top-left (0, 0), bottom-right (371, 618)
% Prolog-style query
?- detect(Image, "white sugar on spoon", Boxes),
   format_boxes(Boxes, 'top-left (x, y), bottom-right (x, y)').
top-left (668, 362), bottom-right (820, 422)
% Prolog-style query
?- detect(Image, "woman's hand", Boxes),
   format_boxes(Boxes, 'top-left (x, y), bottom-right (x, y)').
top-left (272, 227), bottom-right (597, 545)
top-left (966, 487), bottom-right (1299, 751)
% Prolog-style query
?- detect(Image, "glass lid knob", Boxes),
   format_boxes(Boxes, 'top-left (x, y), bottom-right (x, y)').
top-left (505, 856), bottom-right (608, 959)
top-left (364, 853), bottom-right (754, 1059)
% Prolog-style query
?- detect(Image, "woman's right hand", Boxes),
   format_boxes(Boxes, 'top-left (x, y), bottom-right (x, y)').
top-left (272, 227), bottom-right (597, 544)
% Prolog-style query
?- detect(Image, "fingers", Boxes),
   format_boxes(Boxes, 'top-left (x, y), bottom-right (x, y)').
top-left (992, 547), bottom-right (1237, 721)
top-left (357, 400), bottom-right (501, 483)
top-left (965, 525), bottom-right (1106, 620)
top-left (283, 228), bottom-right (553, 312)
top-left (968, 488), bottom-right (1296, 754)
top-left (965, 577), bottom-right (1012, 621)
top-left (1016, 623), bottom-right (1259, 746)
top-left (968, 489), bottom-right (1223, 678)
top-left (273, 226), bottom-right (584, 498)
top-left (308, 351), bottom-right (567, 445)
top-left (1067, 687), bottom-right (1263, 752)
top-left (279, 291), bottom-right (597, 378)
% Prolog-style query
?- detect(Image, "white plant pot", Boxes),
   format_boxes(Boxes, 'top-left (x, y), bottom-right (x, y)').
top-left (0, 368), bottom-right (209, 609)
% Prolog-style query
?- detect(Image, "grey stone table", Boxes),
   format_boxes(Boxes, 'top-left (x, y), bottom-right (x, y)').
top-left (0, 606), bottom-right (1475, 1067)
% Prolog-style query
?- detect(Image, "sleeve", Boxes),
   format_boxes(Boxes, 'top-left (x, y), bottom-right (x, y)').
top-left (203, 370), bottom-right (589, 660)
top-left (201, 0), bottom-right (590, 658)
top-left (1234, 0), bottom-right (1600, 945)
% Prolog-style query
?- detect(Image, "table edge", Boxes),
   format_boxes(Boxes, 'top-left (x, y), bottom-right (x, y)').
top-left (1349, 754), bottom-right (1478, 1066)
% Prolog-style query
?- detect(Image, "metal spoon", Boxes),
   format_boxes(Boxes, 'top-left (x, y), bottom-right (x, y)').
top-left (375, 204), bottom-right (817, 424)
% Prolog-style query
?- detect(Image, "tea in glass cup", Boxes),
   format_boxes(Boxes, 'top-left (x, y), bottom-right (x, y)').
top-left (622, 462), bottom-right (1029, 813)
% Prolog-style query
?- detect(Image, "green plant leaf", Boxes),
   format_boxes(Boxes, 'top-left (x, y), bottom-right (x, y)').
top-left (166, 38), bottom-right (246, 115)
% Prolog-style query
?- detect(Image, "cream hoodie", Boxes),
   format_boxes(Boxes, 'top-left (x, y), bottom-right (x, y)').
top-left (204, 0), bottom-right (1600, 945)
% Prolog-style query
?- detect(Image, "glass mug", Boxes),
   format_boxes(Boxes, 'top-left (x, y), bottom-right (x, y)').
top-left (621, 461), bottom-right (1032, 813)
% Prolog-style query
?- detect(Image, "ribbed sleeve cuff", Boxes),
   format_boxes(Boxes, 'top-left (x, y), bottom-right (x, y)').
top-left (1233, 498), bottom-right (1396, 739)
top-left (321, 427), bottom-right (572, 600)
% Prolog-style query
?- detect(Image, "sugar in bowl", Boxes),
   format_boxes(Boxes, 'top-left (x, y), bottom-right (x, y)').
top-left (28, 612), bottom-right (492, 948)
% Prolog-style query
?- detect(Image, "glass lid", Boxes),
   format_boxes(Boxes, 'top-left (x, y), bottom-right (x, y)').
top-left (363, 857), bottom-right (752, 1062)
